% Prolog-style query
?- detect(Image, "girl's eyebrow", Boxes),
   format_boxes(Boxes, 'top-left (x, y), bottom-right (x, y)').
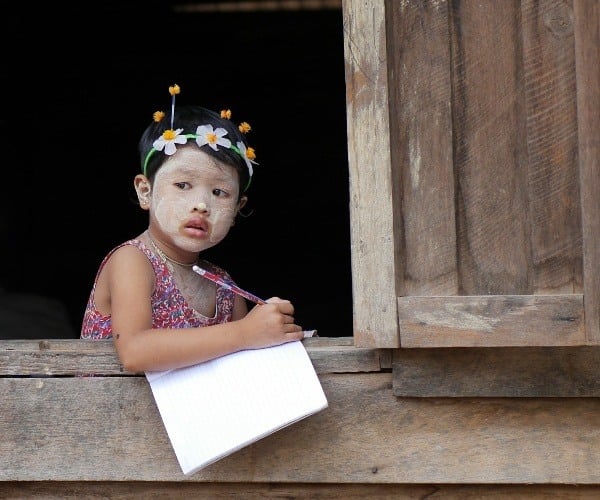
top-left (168, 164), bottom-right (237, 186)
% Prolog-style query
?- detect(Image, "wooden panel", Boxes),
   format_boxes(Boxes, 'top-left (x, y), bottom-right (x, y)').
top-left (521, 0), bottom-right (582, 294)
top-left (342, 0), bottom-right (399, 347)
top-left (574, 0), bottom-right (600, 343)
top-left (398, 294), bottom-right (585, 347)
top-left (4, 372), bottom-right (600, 483)
top-left (342, 0), bottom-right (595, 348)
top-left (451, 1), bottom-right (533, 294)
top-left (388, 0), bottom-right (458, 297)
top-left (0, 339), bottom-right (125, 376)
top-left (3, 483), bottom-right (600, 499)
top-left (0, 338), bottom-right (384, 376)
top-left (393, 346), bottom-right (600, 397)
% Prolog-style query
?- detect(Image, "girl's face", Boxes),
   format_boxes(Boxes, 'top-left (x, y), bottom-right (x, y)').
top-left (146, 146), bottom-right (244, 253)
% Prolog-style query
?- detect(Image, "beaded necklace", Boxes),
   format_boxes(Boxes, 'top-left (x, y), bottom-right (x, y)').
top-left (148, 234), bottom-right (196, 267)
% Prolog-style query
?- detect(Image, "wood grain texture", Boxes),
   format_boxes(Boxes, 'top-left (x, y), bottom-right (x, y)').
top-left (574, 0), bottom-right (600, 343)
top-left (398, 294), bottom-right (584, 347)
top-left (342, 0), bottom-right (399, 347)
top-left (393, 345), bottom-right (600, 397)
top-left (2, 482), bottom-right (600, 499)
top-left (4, 372), bottom-right (600, 483)
top-left (343, 0), bottom-right (594, 349)
top-left (0, 338), bottom-right (385, 376)
top-left (451, 0), bottom-right (533, 295)
top-left (388, 0), bottom-right (458, 300)
top-left (521, 0), bottom-right (582, 295)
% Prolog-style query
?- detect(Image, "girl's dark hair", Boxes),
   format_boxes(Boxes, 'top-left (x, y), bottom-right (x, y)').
top-left (138, 105), bottom-right (251, 196)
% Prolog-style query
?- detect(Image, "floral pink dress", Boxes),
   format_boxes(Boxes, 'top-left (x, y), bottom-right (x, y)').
top-left (80, 239), bottom-right (236, 339)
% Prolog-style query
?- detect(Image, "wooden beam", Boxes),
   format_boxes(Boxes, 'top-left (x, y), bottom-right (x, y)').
top-left (0, 337), bottom-right (385, 376)
top-left (393, 345), bottom-right (600, 397)
top-left (343, 0), bottom-right (399, 347)
top-left (3, 482), bottom-right (600, 498)
top-left (398, 294), bottom-right (585, 347)
top-left (173, 0), bottom-right (341, 13)
top-left (4, 372), bottom-right (600, 483)
top-left (574, 0), bottom-right (600, 343)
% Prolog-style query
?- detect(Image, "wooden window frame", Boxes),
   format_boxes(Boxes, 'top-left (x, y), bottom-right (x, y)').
top-left (343, 0), bottom-right (600, 349)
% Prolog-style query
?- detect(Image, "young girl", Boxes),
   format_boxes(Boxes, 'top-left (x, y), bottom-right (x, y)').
top-left (81, 85), bottom-right (305, 372)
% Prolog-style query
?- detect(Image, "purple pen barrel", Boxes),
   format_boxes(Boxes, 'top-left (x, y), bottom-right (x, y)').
top-left (192, 265), bottom-right (266, 305)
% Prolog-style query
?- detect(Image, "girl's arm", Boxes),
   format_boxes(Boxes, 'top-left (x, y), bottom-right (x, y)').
top-left (99, 245), bottom-right (304, 373)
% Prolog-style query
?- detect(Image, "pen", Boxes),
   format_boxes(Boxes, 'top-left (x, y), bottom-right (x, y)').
top-left (193, 265), bottom-right (317, 338)
top-left (192, 265), bottom-right (267, 305)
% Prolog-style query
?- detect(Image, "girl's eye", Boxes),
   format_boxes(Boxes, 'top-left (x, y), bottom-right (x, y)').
top-left (174, 182), bottom-right (190, 190)
top-left (212, 188), bottom-right (229, 197)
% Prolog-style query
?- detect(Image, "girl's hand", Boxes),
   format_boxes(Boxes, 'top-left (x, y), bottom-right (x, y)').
top-left (239, 297), bottom-right (304, 349)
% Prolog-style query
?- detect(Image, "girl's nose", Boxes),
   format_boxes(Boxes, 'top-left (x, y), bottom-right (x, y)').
top-left (193, 202), bottom-right (208, 213)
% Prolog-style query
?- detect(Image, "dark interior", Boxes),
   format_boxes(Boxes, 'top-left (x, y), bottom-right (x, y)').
top-left (1, 2), bottom-right (352, 338)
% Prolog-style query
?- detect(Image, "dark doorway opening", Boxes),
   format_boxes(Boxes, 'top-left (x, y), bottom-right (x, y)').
top-left (1, 2), bottom-right (351, 338)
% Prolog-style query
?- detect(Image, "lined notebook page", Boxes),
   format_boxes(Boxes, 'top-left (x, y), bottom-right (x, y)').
top-left (145, 339), bottom-right (328, 475)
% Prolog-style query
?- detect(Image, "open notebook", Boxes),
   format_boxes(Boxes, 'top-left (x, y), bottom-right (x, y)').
top-left (145, 338), bottom-right (328, 475)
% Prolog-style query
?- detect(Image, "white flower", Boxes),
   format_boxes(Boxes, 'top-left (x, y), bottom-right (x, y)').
top-left (236, 141), bottom-right (258, 177)
top-left (152, 128), bottom-right (188, 155)
top-left (195, 125), bottom-right (231, 151)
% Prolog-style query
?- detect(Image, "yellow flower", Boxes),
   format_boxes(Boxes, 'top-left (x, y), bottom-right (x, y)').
top-left (169, 84), bottom-right (181, 96)
top-left (246, 147), bottom-right (256, 161)
top-left (153, 111), bottom-right (165, 122)
top-left (220, 109), bottom-right (232, 119)
top-left (162, 129), bottom-right (177, 140)
top-left (238, 122), bottom-right (251, 134)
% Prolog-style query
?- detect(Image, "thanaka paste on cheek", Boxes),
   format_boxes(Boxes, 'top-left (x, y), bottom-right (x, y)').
top-left (208, 208), bottom-right (236, 243)
top-left (151, 156), bottom-right (239, 252)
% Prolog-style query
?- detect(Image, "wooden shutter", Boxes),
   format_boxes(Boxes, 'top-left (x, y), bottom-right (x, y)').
top-left (343, 0), bottom-right (600, 348)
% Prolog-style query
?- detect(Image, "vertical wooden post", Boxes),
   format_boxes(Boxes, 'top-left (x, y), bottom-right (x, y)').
top-left (342, 0), bottom-right (399, 347)
top-left (574, 0), bottom-right (600, 343)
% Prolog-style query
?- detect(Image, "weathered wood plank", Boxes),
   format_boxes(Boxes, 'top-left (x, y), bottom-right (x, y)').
top-left (2, 482), bottom-right (600, 499)
top-left (574, 0), bottom-right (600, 343)
top-left (451, 0), bottom-right (533, 294)
top-left (521, 0), bottom-right (582, 295)
top-left (0, 339), bottom-right (127, 376)
top-left (342, 0), bottom-right (399, 347)
top-left (393, 345), bottom-right (600, 397)
top-left (0, 336), bottom-right (355, 352)
top-left (4, 373), bottom-right (600, 483)
top-left (388, 0), bottom-right (458, 297)
top-left (0, 338), bottom-right (383, 376)
top-left (398, 294), bottom-right (584, 347)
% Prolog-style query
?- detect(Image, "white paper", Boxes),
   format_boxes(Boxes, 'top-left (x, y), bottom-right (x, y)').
top-left (145, 339), bottom-right (328, 475)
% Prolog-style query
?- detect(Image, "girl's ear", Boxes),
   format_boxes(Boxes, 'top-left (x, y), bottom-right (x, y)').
top-left (134, 174), bottom-right (152, 209)
top-left (232, 196), bottom-right (249, 226)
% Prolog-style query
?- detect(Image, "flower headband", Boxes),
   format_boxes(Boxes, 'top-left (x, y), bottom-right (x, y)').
top-left (143, 85), bottom-right (258, 188)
